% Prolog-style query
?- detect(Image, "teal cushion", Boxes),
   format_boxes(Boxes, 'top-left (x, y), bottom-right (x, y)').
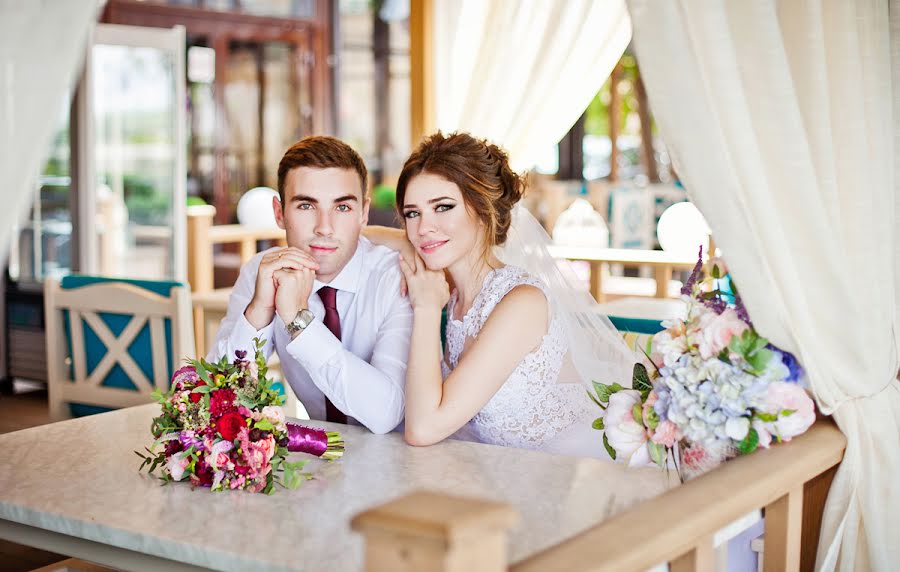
top-left (607, 315), bottom-right (665, 335)
top-left (59, 275), bottom-right (185, 417)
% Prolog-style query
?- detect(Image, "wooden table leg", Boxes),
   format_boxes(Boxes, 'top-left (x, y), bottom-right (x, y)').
top-left (655, 265), bottom-right (673, 298)
top-left (764, 486), bottom-right (803, 571)
top-left (670, 535), bottom-right (714, 572)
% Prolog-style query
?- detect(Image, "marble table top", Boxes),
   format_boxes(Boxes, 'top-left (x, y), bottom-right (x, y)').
top-left (0, 405), bottom-right (676, 571)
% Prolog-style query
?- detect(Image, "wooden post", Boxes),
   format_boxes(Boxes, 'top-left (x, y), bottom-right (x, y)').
top-left (654, 264), bottom-right (673, 298)
top-left (764, 486), bottom-right (803, 571)
top-left (590, 261), bottom-right (605, 303)
top-left (351, 490), bottom-right (518, 572)
top-left (410, 0), bottom-right (435, 147)
top-left (670, 536), bottom-right (714, 572)
top-left (608, 62), bottom-right (623, 183)
top-left (634, 71), bottom-right (659, 183)
top-left (187, 205), bottom-right (217, 357)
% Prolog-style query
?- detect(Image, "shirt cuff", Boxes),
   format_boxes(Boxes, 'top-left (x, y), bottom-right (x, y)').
top-left (233, 313), bottom-right (275, 351)
top-left (285, 319), bottom-right (343, 372)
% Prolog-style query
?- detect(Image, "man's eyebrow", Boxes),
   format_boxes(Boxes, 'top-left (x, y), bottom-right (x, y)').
top-left (290, 194), bottom-right (359, 203)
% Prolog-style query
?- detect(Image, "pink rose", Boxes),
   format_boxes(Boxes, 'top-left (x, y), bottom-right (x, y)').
top-left (763, 382), bottom-right (815, 441)
top-left (650, 420), bottom-right (683, 448)
top-left (697, 308), bottom-right (749, 359)
top-left (604, 390), bottom-right (651, 467)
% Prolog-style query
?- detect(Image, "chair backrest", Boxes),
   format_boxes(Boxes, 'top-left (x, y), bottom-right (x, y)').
top-left (44, 275), bottom-right (195, 419)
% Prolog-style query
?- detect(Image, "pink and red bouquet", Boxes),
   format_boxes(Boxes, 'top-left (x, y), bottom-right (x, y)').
top-left (137, 338), bottom-right (343, 494)
top-left (592, 250), bottom-right (816, 480)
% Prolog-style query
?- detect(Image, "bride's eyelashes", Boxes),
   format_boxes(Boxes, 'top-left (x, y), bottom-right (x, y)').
top-left (402, 203), bottom-right (456, 219)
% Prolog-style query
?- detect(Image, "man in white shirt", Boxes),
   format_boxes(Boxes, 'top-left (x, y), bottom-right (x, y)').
top-left (207, 136), bottom-right (412, 434)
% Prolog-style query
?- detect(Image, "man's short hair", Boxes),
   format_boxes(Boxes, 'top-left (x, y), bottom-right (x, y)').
top-left (276, 136), bottom-right (368, 203)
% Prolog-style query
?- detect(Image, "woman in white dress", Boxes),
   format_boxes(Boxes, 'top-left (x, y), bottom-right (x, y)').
top-left (369, 132), bottom-right (635, 458)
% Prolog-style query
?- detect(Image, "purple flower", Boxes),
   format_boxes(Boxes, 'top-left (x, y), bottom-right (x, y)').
top-left (653, 387), bottom-right (671, 422)
top-left (769, 347), bottom-right (803, 382)
top-left (680, 246), bottom-right (705, 296)
top-left (235, 349), bottom-right (247, 360)
top-left (179, 430), bottom-right (203, 451)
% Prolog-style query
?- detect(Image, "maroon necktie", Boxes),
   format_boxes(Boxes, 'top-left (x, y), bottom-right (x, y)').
top-left (317, 286), bottom-right (347, 424)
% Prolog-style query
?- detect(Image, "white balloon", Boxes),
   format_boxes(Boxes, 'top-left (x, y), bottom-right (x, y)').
top-left (656, 202), bottom-right (710, 257)
top-left (236, 187), bottom-right (279, 229)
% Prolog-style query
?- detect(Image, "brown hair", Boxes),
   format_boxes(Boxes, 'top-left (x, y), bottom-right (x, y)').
top-left (395, 132), bottom-right (525, 248)
top-left (276, 136), bottom-right (368, 203)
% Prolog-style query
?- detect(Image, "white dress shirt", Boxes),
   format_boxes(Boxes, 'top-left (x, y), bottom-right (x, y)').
top-left (206, 237), bottom-right (413, 434)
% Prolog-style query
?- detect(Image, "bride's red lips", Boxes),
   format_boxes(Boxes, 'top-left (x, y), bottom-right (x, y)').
top-left (419, 240), bottom-right (448, 252)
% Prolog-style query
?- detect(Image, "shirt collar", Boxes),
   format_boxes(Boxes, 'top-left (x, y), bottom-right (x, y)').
top-left (313, 237), bottom-right (366, 294)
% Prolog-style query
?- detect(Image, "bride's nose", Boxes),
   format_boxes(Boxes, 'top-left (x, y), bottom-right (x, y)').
top-left (417, 213), bottom-right (437, 236)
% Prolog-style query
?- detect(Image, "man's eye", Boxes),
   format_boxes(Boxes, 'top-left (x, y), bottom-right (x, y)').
top-left (403, 211), bottom-right (419, 219)
top-left (336, 204), bottom-right (351, 212)
top-left (435, 204), bottom-right (455, 213)
top-left (298, 203), bottom-right (313, 210)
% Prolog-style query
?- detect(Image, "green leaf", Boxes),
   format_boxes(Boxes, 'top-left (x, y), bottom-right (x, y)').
top-left (592, 381), bottom-right (613, 403)
top-left (711, 264), bottom-right (721, 279)
top-left (602, 432), bottom-right (616, 460)
top-left (192, 384), bottom-right (212, 394)
top-left (647, 441), bottom-right (667, 468)
top-left (586, 390), bottom-right (606, 410)
top-left (780, 409), bottom-right (795, 417)
top-left (632, 363), bottom-right (652, 396)
top-left (254, 418), bottom-right (274, 431)
top-left (195, 366), bottom-right (211, 384)
top-left (632, 403), bottom-right (644, 426)
top-left (737, 427), bottom-right (760, 455)
top-left (746, 348), bottom-right (774, 373)
top-left (754, 411), bottom-right (779, 422)
top-left (592, 417), bottom-right (604, 430)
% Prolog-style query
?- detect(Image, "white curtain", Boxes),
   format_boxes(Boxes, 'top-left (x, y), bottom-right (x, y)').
top-left (0, 0), bottom-right (96, 253)
top-left (432, 0), bottom-right (631, 169)
top-left (626, 1), bottom-right (899, 570)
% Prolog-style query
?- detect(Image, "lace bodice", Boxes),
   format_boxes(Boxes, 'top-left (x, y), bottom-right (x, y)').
top-left (441, 266), bottom-right (598, 454)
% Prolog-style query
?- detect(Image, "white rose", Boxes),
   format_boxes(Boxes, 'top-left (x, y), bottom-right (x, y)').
top-left (604, 390), bottom-right (652, 467)
top-left (725, 417), bottom-right (750, 441)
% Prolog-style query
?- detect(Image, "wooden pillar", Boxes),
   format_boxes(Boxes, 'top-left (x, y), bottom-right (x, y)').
top-left (187, 205), bottom-right (216, 357)
top-left (410, 0), bottom-right (435, 147)
top-left (373, 6), bottom-right (391, 184)
top-left (634, 70), bottom-right (659, 183)
top-left (655, 265), bottom-right (673, 298)
top-left (608, 62), bottom-right (623, 183)
top-left (256, 42), bottom-right (267, 187)
top-left (764, 486), bottom-right (803, 572)
top-left (212, 33), bottom-right (231, 224)
top-left (670, 536), bottom-right (714, 572)
top-left (351, 491), bottom-right (518, 572)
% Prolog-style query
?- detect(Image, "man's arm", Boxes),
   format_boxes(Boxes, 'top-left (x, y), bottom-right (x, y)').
top-left (284, 267), bottom-right (413, 434)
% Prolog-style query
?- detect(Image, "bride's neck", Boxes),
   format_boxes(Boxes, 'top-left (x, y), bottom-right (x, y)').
top-left (448, 252), bottom-right (503, 317)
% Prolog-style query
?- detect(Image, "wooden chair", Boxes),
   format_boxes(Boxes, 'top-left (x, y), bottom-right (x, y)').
top-left (43, 275), bottom-right (194, 420)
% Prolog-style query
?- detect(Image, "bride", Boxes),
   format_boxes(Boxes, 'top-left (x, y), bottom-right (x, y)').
top-left (367, 132), bottom-right (635, 458)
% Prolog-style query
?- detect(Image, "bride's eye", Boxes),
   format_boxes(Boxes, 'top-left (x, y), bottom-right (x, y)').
top-left (403, 210), bottom-right (420, 219)
top-left (435, 204), bottom-right (455, 213)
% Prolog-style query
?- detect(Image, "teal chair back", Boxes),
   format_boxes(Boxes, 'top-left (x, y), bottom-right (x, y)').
top-left (44, 275), bottom-right (195, 419)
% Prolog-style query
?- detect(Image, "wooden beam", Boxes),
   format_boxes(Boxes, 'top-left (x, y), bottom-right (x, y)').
top-left (410, 0), bottom-right (435, 147)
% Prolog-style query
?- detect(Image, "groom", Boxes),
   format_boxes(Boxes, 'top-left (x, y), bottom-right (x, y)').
top-left (206, 136), bottom-right (412, 434)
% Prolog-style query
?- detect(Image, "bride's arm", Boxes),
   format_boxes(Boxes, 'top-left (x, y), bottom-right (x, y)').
top-left (362, 226), bottom-right (411, 255)
top-left (401, 257), bottom-right (549, 446)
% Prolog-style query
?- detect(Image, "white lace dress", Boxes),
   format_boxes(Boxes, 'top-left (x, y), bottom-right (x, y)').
top-left (441, 265), bottom-right (607, 458)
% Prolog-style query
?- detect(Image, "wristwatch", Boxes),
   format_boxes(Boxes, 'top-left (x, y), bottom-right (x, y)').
top-left (285, 309), bottom-right (315, 336)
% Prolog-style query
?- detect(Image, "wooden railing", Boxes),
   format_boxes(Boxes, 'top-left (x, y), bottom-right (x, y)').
top-left (352, 420), bottom-right (846, 572)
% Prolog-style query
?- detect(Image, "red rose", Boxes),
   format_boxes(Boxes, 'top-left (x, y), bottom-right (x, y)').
top-left (218, 411), bottom-right (246, 441)
top-left (189, 380), bottom-right (207, 403)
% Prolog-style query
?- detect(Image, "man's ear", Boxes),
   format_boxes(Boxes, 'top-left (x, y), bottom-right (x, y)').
top-left (360, 197), bottom-right (371, 226)
top-left (273, 195), bottom-right (285, 230)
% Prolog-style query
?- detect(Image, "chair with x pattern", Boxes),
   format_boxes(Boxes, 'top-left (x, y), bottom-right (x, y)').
top-left (44, 275), bottom-right (194, 420)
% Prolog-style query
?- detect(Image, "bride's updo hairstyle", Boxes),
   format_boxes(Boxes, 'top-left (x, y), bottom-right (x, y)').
top-left (395, 132), bottom-right (525, 249)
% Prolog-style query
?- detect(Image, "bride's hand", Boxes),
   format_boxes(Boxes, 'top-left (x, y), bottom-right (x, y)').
top-left (399, 253), bottom-right (449, 312)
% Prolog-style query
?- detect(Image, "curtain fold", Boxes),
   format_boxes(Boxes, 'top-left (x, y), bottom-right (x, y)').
top-left (0, 0), bottom-right (96, 255)
top-left (432, 0), bottom-right (631, 169)
top-left (626, 1), bottom-right (899, 570)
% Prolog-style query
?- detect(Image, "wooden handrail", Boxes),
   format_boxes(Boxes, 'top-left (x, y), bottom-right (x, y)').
top-left (510, 421), bottom-right (845, 572)
top-left (352, 420), bottom-right (845, 572)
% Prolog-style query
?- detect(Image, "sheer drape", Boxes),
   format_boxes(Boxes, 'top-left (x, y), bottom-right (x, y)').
top-left (626, 1), bottom-right (899, 569)
top-left (0, 0), bottom-right (95, 254)
top-left (432, 0), bottom-right (631, 169)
